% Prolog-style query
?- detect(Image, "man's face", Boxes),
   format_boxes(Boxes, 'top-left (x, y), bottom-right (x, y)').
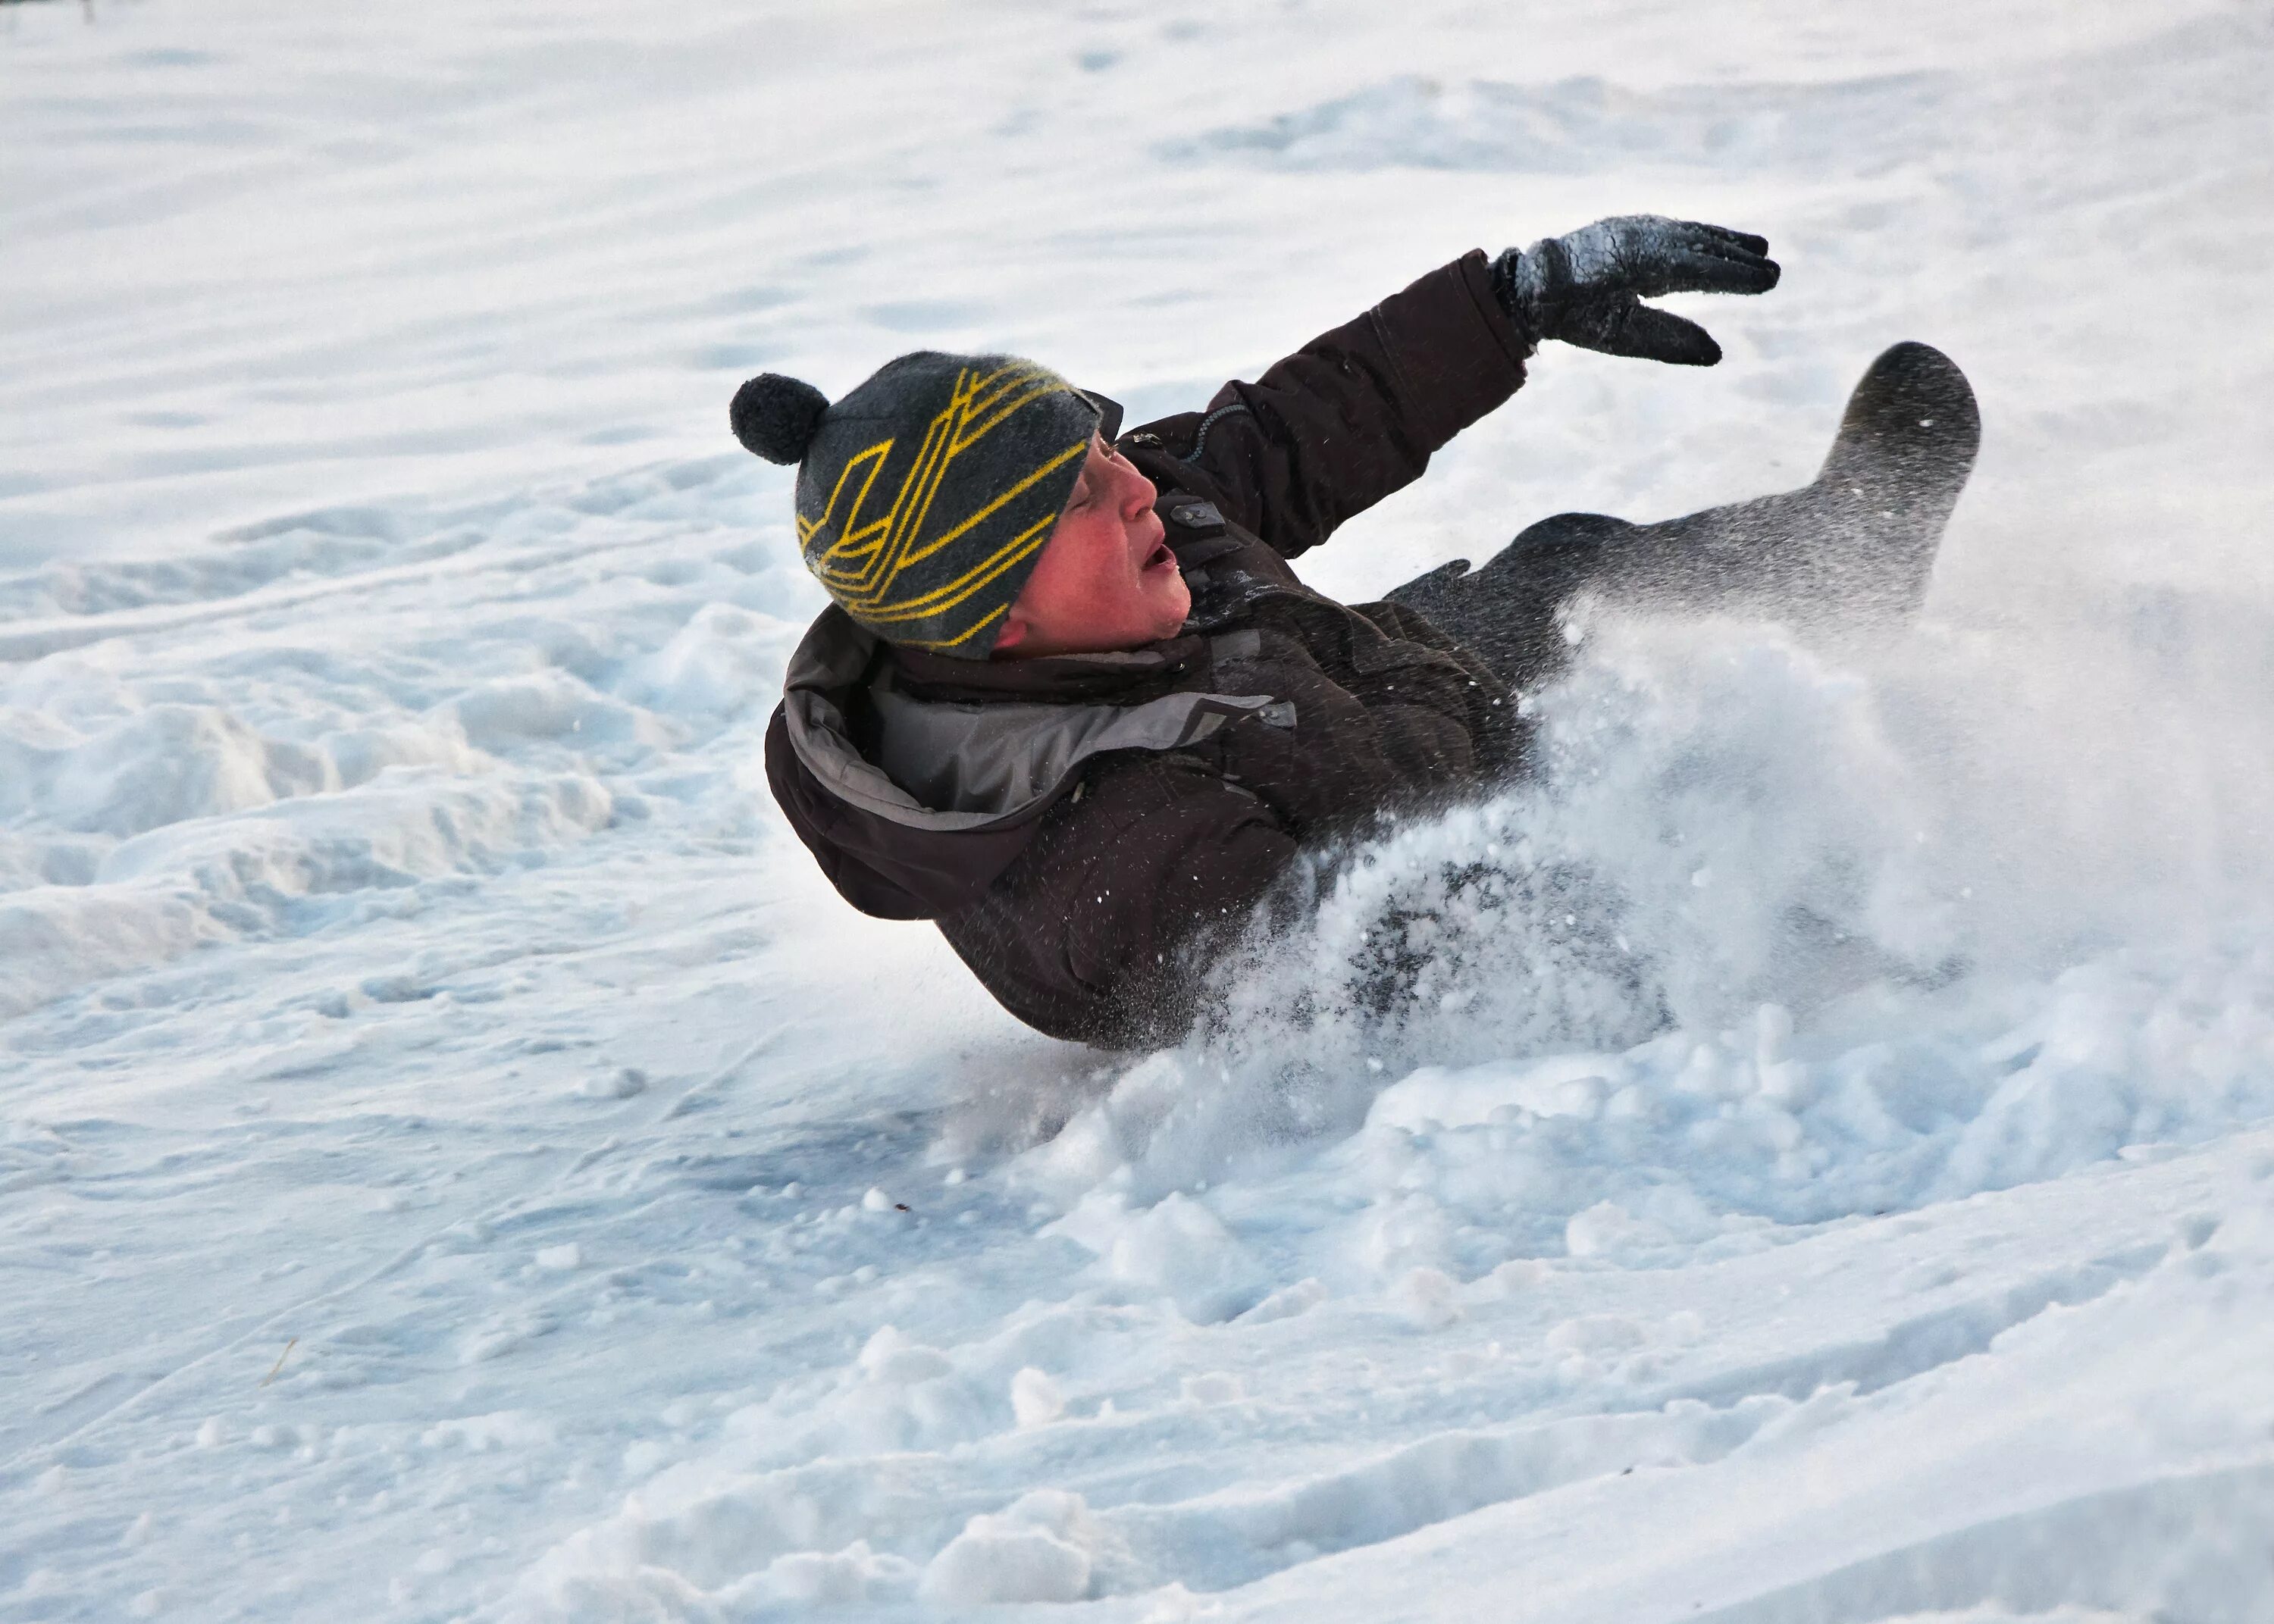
top-left (991, 433), bottom-right (1191, 659)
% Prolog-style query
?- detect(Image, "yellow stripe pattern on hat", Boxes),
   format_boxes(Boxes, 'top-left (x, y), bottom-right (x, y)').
top-left (797, 361), bottom-right (1089, 652)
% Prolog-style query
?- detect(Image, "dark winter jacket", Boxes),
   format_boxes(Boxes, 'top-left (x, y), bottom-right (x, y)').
top-left (766, 251), bottom-right (1532, 1046)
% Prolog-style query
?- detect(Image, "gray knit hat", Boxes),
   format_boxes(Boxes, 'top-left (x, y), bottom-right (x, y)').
top-left (730, 353), bottom-right (1106, 657)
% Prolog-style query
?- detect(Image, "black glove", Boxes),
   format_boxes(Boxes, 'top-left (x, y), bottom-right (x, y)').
top-left (1492, 215), bottom-right (1780, 366)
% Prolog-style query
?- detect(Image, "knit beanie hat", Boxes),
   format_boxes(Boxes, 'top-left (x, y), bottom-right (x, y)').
top-left (730, 353), bottom-right (1107, 657)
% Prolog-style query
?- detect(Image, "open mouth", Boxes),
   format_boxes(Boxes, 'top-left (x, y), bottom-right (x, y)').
top-left (1142, 539), bottom-right (1176, 573)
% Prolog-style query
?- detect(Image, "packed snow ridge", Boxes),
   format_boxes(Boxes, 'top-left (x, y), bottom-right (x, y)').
top-left (5, 1), bottom-right (2273, 1620)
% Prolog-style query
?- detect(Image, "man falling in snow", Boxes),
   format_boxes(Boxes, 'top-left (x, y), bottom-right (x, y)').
top-left (732, 217), bottom-right (1978, 1047)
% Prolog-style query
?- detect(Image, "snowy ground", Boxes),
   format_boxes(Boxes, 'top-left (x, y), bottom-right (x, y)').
top-left (6, 1), bottom-right (2274, 1619)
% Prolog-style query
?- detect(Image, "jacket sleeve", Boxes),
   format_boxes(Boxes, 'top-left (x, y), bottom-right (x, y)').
top-left (1129, 251), bottom-right (1529, 560)
top-left (936, 753), bottom-right (1303, 1049)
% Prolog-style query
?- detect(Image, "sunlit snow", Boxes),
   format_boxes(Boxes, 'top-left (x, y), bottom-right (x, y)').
top-left (5, 1), bottom-right (2272, 1619)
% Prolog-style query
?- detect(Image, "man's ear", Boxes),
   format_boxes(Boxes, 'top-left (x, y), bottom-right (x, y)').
top-left (991, 612), bottom-right (1029, 657)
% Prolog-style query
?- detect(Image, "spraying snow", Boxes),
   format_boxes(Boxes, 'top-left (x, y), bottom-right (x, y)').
top-left (5, 0), bottom-right (2272, 1619)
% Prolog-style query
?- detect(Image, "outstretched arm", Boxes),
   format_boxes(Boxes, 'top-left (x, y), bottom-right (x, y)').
top-left (1126, 221), bottom-right (1778, 560)
top-left (1127, 251), bottom-right (1528, 560)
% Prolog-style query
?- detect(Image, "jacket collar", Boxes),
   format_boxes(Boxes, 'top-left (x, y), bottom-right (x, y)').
top-left (885, 634), bottom-right (1210, 705)
top-left (778, 608), bottom-right (1269, 831)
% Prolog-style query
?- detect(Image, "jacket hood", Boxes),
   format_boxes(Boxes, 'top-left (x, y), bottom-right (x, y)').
top-left (766, 606), bottom-right (1275, 919)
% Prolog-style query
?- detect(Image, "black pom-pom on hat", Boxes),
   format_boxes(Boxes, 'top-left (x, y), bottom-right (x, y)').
top-left (729, 373), bottom-right (830, 465)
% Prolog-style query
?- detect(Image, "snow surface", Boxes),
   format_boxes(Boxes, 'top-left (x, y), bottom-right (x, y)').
top-left (6, 0), bottom-right (2274, 1619)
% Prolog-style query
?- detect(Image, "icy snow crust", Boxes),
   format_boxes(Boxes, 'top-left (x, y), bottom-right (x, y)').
top-left (5, 0), bottom-right (2274, 1619)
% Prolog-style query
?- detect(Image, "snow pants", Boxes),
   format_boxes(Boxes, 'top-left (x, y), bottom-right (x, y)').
top-left (1380, 508), bottom-right (1696, 693)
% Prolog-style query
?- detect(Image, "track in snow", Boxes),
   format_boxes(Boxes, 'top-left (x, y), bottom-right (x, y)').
top-left (5, 1), bottom-right (2274, 1619)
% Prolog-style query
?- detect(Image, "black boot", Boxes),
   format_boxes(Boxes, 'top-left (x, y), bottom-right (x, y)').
top-left (1606, 340), bottom-right (1981, 625)
top-left (1387, 343), bottom-right (1981, 687)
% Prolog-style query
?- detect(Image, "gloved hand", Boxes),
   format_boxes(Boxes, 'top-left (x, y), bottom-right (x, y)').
top-left (1492, 216), bottom-right (1780, 366)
